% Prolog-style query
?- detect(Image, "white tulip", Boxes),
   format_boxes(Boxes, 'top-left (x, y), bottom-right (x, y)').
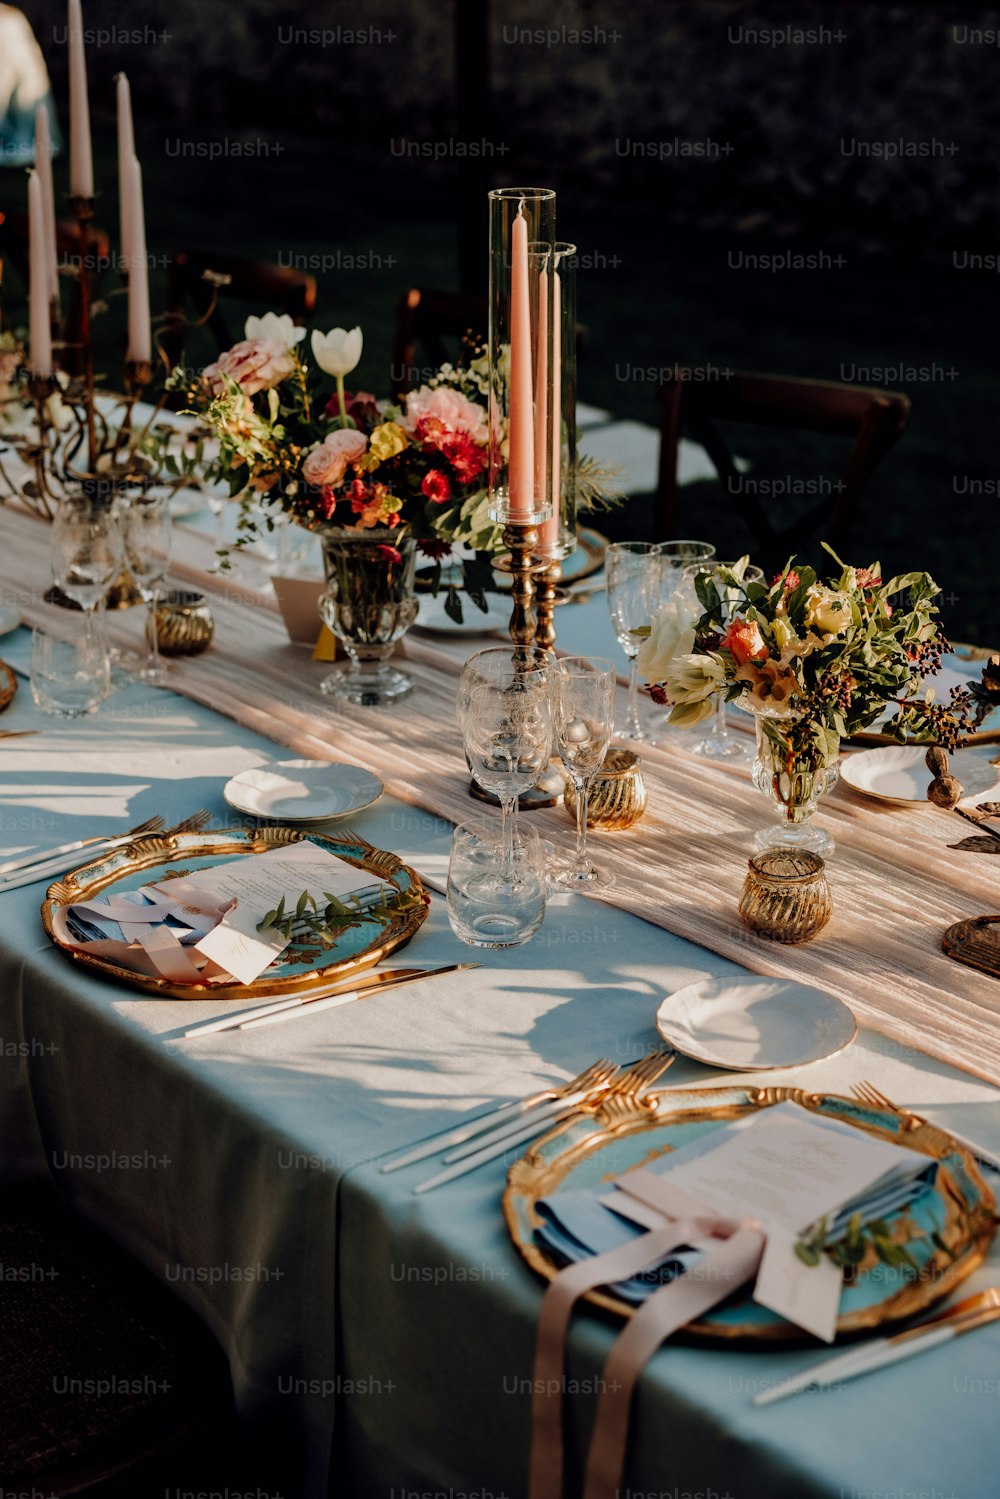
top-left (311, 326), bottom-right (363, 378)
top-left (636, 595), bottom-right (699, 683)
top-left (244, 311), bottom-right (306, 348)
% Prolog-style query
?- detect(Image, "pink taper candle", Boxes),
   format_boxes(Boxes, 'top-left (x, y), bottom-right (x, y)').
top-left (28, 172), bottom-right (53, 377)
top-left (125, 156), bottom-right (151, 363)
top-left (67, 0), bottom-right (94, 198)
top-left (507, 204), bottom-right (535, 518)
top-left (116, 74), bottom-right (135, 275)
top-left (33, 105), bottom-right (60, 308)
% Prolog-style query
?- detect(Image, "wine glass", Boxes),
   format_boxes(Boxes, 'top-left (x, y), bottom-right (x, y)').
top-left (659, 539), bottom-right (717, 601)
top-left (551, 656), bottom-right (616, 891)
top-left (122, 492), bottom-right (173, 683)
top-left (459, 650), bottom-right (552, 885)
top-left (50, 496), bottom-right (123, 662)
top-left (605, 542), bottom-right (665, 741)
top-left (680, 559), bottom-right (764, 760)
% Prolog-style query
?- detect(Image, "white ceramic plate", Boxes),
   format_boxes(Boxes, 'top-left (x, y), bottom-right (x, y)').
top-left (0, 604), bottom-right (21, 636)
top-left (655, 976), bottom-right (857, 1071)
top-left (841, 747), bottom-right (1000, 804)
top-left (224, 760), bottom-right (384, 823)
top-left (414, 593), bottom-right (510, 635)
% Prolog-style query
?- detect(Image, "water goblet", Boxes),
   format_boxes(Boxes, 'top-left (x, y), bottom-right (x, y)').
top-left (680, 558), bottom-right (764, 760)
top-left (50, 495), bottom-right (123, 666)
top-left (121, 492), bottom-right (173, 684)
top-left (460, 652), bottom-right (552, 884)
top-left (551, 656), bottom-right (616, 890)
top-left (605, 542), bottom-right (664, 741)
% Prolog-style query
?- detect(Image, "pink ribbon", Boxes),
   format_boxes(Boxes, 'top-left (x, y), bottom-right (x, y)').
top-left (528, 1172), bottom-right (764, 1499)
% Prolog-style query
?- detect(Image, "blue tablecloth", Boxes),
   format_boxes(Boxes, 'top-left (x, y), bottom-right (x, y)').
top-left (1, 600), bottom-right (998, 1499)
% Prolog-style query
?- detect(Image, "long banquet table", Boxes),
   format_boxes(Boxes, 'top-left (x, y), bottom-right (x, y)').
top-left (1, 505), bottom-right (999, 1498)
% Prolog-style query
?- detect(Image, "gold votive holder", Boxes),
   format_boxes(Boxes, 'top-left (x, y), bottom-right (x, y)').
top-left (563, 748), bottom-right (647, 831)
top-left (147, 590), bottom-right (215, 657)
top-left (738, 848), bottom-right (831, 944)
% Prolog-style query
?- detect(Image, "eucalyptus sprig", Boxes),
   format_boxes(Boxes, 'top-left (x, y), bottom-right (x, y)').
top-left (794, 1211), bottom-right (952, 1277)
top-left (257, 885), bottom-right (419, 949)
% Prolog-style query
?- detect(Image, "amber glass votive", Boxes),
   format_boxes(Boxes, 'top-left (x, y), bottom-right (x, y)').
top-left (147, 590), bottom-right (214, 656)
top-left (738, 849), bottom-right (831, 943)
top-left (563, 748), bottom-right (646, 830)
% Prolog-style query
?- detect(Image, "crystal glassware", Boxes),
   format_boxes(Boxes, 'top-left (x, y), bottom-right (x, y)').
top-left (605, 542), bottom-right (665, 741)
top-left (679, 558), bottom-right (764, 761)
top-left (460, 650), bottom-right (552, 884)
top-left (50, 494), bottom-right (123, 667)
top-left (751, 710), bottom-right (841, 858)
top-left (30, 627), bottom-right (110, 717)
top-left (121, 492), bottom-right (173, 683)
top-left (551, 655), bottom-right (616, 890)
top-left (318, 528), bottom-right (418, 706)
top-left (447, 820), bottom-right (547, 948)
top-left (659, 539), bottom-right (717, 601)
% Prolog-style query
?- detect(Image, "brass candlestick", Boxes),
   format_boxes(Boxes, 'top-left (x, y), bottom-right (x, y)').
top-left (493, 520), bottom-right (546, 648)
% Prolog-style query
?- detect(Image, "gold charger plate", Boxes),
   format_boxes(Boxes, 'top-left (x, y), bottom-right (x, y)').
top-left (503, 1085), bottom-right (997, 1344)
top-left (41, 825), bottom-right (428, 1000)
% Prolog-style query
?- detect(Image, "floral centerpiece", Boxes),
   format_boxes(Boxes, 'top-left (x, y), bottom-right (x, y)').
top-left (637, 549), bottom-right (989, 852)
top-left (169, 312), bottom-right (502, 620)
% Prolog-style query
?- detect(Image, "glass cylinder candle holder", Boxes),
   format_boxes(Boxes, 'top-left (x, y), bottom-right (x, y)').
top-left (535, 241), bottom-right (578, 561)
top-left (487, 188), bottom-right (556, 530)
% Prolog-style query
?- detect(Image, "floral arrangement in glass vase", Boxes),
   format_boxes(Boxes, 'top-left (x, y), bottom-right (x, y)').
top-left (637, 549), bottom-right (991, 854)
top-left (169, 312), bottom-right (503, 617)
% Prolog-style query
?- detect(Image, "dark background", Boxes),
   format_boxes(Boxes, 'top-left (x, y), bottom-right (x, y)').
top-left (3, 0), bottom-right (998, 638)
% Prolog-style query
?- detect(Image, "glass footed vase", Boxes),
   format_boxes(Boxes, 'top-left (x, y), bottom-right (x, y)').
top-left (751, 712), bottom-right (840, 858)
top-left (318, 527), bottom-right (418, 706)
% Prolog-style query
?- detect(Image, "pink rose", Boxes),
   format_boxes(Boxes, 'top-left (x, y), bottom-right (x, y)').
top-left (204, 337), bottom-right (296, 396)
top-left (721, 617), bottom-right (768, 666)
top-left (302, 428), bottom-right (369, 489)
top-left (402, 384), bottom-right (489, 445)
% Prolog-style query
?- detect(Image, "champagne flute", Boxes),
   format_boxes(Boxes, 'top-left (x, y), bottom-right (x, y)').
top-left (605, 542), bottom-right (664, 741)
top-left (122, 492), bottom-right (173, 683)
top-left (680, 559), bottom-right (764, 760)
top-left (459, 650), bottom-right (552, 885)
top-left (551, 656), bottom-right (616, 890)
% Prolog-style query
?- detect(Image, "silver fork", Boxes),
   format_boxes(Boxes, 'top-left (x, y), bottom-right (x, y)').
top-left (412, 1052), bottom-right (674, 1194)
top-left (439, 1060), bottom-right (621, 1163)
top-left (381, 1060), bottom-right (618, 1175)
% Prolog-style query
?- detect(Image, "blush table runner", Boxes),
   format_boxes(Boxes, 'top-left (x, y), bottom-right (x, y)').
top-left (3, 502), bottom-right (1000, 1084)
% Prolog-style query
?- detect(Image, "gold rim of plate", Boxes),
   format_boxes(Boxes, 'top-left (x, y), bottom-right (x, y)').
top-left (41, 825), bottom-right (428, 1000)
top-left (502, 1085), bottom-right (997, 1344)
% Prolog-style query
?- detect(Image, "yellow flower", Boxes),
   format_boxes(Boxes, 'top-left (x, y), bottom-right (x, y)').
top-left (804, 586), bottom-right (853, 639)
top-left (367, 421), bottom-right (408, 463)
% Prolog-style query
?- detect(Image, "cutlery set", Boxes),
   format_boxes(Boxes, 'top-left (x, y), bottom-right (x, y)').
top-left (380, 1049), bottom-right (676, 1195)
top-left (0, 810), bottom-right (213, 893)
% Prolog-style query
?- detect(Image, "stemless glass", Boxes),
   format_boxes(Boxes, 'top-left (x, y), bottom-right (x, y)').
top-left (680, 559), bottom-right (764, 760)
top-left (447, 821), bottom-right (546, 948)
top-left (50, 495), bottom-right (123, 664)
top-left (30, 628), bottom-right (110, 716)
top-left (121, 492), bottom-right (172, 683)
top-left (605, 542), bottom-right (664, 741)
top-left (460, 652), bottom-right (552, 882)
top-left (551, 655), bottom-right (616, 890)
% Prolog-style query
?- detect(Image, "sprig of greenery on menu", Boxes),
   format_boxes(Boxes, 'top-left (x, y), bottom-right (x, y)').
top-left (795, 1212), bottom-right (952, 1275)
top-left (257, 887), bottom-right (420, 948)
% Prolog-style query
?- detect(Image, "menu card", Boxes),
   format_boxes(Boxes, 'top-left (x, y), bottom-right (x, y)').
top-left (55, 842), bottom-right (395, 986)
top-left (608, 1104), bottom-right (929, 1341)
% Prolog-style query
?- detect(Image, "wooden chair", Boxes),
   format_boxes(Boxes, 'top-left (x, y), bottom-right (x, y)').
top-left (657, 371), bottom-right (911, 564)
top-left (391, 287), bottom-right (487, 398)
top-left (161, 248), bottom-right (317, 370)
top-left (1, 1188), bottom-right (235, 1495)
